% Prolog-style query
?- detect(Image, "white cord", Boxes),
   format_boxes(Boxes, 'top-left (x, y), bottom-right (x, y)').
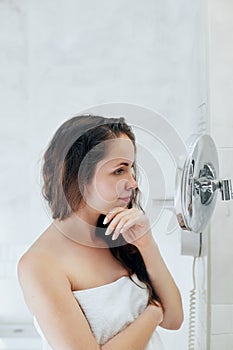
top-left (188, 256), bottom-right (197, 350)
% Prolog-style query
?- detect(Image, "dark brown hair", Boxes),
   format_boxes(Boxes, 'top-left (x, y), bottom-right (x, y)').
top-left (41, 114), bottom-right (161, 307)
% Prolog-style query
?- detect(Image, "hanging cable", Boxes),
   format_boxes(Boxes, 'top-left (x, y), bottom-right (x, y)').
top-left (188, 256), bottom-right (197, 350)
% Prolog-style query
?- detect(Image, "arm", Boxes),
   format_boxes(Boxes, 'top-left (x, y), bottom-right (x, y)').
top-left (102, 303), bottom-right (163, 350)
top-left (136, 235), bottom-right (184, 330)
top-left (18, 251), bottom-right (162, 350)
top-left (99, 207), bottom-right (184, 331)
top-left (17, 252), bottom-right (101, 350)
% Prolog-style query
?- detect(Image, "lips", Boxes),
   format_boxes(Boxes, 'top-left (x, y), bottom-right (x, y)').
top-left (119, 196), bottom-right (131, 202)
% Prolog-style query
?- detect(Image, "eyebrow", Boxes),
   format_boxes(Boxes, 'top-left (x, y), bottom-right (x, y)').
top-left (112, 162), bottom-right (134, 168)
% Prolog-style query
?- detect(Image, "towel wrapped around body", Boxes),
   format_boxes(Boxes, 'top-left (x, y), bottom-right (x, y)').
top-left (33, 273), bottom-right (165, 350)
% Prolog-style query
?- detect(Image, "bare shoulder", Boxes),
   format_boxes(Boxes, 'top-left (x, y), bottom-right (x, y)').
top-left (18, 226), bottom-right (59, 274)
top-left (17, 233), bottom-right (101, 349)
top-left (18, 223), bottom-right (69, 275)
top-left (17, 225), bottom-right (72, 308)
top-left (17, 243), bottom-right (63, 281)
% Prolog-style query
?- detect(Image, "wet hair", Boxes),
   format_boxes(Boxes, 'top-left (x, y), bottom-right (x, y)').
top-left (41, 114), bottom-right (162, 307)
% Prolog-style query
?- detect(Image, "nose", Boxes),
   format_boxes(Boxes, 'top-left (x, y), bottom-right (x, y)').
top-left (126, 174), bottom-right (138, 190)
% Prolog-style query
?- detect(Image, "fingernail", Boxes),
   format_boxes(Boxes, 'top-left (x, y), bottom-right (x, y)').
top-left (112, 233), bottom-right (117, 240)
top-left (105, 227), bottom-right (111, 236)
top-left (103, 217), bottom-right (109, 225)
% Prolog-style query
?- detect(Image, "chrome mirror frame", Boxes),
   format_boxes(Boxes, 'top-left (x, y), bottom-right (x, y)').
top-left (174, 134), bottom-right (232, 233)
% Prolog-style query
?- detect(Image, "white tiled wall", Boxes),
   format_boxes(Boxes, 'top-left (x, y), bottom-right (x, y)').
top-left (1, 1), bottom-right (208, 349)
top-left (208, 0), bottom-right (233, 348)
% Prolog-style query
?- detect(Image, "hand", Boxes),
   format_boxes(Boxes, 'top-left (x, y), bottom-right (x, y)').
top-left (103, 207), bottom-right (154, 248)
top-left (147, 302), bottom-right (164, 325)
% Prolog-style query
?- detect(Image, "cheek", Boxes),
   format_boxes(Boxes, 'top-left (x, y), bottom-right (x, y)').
top-left (93, 171), bottom-right (123, 201)
top-left (96, 179), bottom-right (117, 201)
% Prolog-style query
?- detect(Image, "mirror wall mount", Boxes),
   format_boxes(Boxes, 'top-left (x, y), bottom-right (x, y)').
top-left (174, 134), bottom-right (233, 233)
top-left (194, 173), bottom-right (233, 203)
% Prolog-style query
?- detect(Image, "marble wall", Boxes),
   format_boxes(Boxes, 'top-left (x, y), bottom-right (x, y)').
top-left (207, 0), bottom-right (233, 349)
top-left (0, 1), bottom-right (208, 349)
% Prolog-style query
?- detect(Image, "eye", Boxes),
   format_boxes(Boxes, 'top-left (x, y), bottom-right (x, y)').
top-left (114, 165), bottom-right (134, 176)
top-left (114, 168), bottom-right (124, 175)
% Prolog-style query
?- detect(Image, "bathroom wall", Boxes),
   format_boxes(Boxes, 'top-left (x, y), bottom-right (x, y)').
top-left (0, 1), bottom-right (208, 349)
top-left (207, 0), bottom-right (233, 349)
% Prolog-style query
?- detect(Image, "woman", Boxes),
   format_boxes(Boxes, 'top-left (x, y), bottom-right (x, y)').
top-left (18, 114), bottom-right (183, 350)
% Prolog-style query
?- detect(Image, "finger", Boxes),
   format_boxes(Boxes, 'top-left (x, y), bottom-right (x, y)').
top-left (103, 207), bottom-right (126, 225)
top-left (110, 213), bottom-right (132, 239)
top-left (113, 212), bottom-right (147, 241)
top-left (104, 207), bottom-right (137, 225)
top-left (105, 210), bottom-right (131, 236)
top-left (112, 212), bottom-right (140, 240)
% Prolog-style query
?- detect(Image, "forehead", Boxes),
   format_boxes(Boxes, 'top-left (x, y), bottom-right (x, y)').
top-left (100, 135), bottom-right (135, 166)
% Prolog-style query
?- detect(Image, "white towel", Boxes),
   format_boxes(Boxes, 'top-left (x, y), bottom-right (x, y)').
top-left (33, 273), bottom-right (165, 349)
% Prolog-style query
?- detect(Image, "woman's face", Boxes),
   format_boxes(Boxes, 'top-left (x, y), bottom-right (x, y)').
top-left (83, 134), bottom-right (138, 214)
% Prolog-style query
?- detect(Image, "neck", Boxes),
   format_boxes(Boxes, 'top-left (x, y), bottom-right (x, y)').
top-left (52, 209), bottom-right (108, 249)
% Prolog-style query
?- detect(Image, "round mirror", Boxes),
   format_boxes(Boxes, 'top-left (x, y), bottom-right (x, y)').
top-left (174, 134), bottom-right (219, 233)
